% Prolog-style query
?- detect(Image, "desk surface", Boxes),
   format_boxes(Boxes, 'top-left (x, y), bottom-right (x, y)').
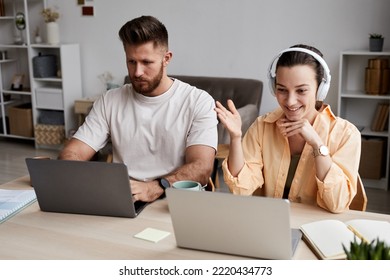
top-left (1, 176), bottom-right (389, 260)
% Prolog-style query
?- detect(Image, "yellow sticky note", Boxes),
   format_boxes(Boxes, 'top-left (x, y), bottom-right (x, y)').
top-left (134, 228), bottom-right (170, 243)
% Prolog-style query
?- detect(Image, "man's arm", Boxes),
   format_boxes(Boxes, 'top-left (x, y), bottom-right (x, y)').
top-left (58, 138), bottom-right (96, 161)
top-left (167, 144), bottom-right (216, 186)
top-left (130, 144), bottom-right (216, 202)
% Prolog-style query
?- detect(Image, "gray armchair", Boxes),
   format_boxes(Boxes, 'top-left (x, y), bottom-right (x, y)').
top-left (170, 75), bottom-right (263, 144)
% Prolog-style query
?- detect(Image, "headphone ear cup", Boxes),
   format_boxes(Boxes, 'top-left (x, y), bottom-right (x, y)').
top-left (267, 52), bottom-right (281, 97)
top-left (316, 80), bottom-right (330, 101)
top-left (268, 76), bottom-right (276, 96)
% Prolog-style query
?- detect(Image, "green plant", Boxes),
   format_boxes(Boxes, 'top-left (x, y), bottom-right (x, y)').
top-left (369, 33), bottom-right (384, 39)
top-left (15, 12), bottom-right (26, 30)
top-left (343, 237), bottom-right (390, 260)
top-left (15, 15), bottom-right (25, 26)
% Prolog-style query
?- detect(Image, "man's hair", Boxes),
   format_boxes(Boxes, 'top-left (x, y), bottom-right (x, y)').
top-left (276, 44), bottom-right (325, 89)
top-left (118, 15), bottom-right (168, 49)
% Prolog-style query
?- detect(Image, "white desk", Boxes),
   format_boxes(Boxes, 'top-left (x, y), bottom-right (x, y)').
top-left (1, 176), bottom-right (389, 260)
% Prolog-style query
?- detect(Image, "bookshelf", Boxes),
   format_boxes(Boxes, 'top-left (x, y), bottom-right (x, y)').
top-left (337, 50), bottom-right (390, 190)
top-left (30, 44), bottom-right (82, 148)
top-left (0, 0), bottom-right (82, 148)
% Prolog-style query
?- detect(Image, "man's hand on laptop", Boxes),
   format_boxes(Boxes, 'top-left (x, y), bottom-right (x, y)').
top-left (130, 180), bottom-right (164, 202)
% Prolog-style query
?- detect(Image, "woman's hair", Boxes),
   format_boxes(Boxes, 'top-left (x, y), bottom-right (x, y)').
top-left (118, 15), bottom-right (168, 50)
top-left (276, 44), bottom-right (325, 90)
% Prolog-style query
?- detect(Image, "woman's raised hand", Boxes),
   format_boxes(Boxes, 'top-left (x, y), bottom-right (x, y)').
top-left (215, 100), bottom-right (242, 140)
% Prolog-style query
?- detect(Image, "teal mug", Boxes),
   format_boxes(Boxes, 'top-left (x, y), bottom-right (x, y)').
top-left (172, 180), bottom-right (204, 191)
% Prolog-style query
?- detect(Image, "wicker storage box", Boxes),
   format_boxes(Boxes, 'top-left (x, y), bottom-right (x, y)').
top-left (34, 124), bottom-right (65, 145)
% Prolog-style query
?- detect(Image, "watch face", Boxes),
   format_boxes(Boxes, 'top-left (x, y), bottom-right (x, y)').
top-left (160, 178), bottom-right (170, 189)
top-left (319, 145), bottom-right (329, 156)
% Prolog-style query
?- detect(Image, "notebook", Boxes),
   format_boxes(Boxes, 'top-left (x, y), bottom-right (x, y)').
top-left (0, 189), bottom-right (37, 223)
top-left (166, 188), bottom-right (302, 259)
top-left (25, 158), bottom-right (148, 218)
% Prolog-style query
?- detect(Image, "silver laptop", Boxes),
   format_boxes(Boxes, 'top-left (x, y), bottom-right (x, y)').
top-left (166, 188), bottom-right (302, 259)
top-left (25, 158), bottom-right (148, 218)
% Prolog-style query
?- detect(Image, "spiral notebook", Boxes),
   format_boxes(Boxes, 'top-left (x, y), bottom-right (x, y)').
top-left (0, 189), bottom-right (37, 223)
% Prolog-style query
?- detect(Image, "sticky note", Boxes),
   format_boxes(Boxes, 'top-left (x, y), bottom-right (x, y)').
top-left (134, 228), bottom-right (170, 243)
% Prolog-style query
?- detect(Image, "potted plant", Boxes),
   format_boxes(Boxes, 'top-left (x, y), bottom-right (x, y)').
top-left (14, 12), bottom-right (26, 44)
top-left (343, 237), bottom-right (390, 260)
top-left (41, 8), bottom-right (59, 23)
top-left (369, 33), bottom-right (384, 52)
top-left (41, 7), bottom-right (60, 45)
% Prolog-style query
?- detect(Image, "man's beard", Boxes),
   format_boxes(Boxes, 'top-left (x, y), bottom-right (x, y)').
top-left (130, 63), bottom-right (164, 95)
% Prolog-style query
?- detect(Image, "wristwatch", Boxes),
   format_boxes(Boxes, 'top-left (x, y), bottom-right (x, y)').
top-left (313, 145), bottom-right (329, 157)
top-left (158, 177), bottom-right (170, 191)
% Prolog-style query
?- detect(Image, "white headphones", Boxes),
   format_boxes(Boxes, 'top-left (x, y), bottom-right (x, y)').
top-left (267, 47), bottom-right (331, 101)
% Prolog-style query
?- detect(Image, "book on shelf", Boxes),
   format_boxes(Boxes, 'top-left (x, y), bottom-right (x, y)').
top-left (378, 103), bottom-right (390, 131)
top-left (0, 189), bottom-right (36, 223)
top-left (365, 58), bottom-right (390, 95)
top-left (383, 113), bottom-right (389, 131)
top-left (371, 103), bottom-right (383, 131)
top-left (0, 0), bottom-right (4, 17)
top-left (300, 219), bottom-right (390, 260)
top-left (383, 69), bottom-right (390, 94)
top-left (365, 68), bottom-right (382, 94)
top-left (371, 103), bottom-right (390, 132)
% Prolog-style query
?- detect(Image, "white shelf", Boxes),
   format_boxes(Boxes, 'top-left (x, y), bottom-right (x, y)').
top-left (362, 178), bottom-right (389, 191)
top-left (31, 44), bottom-right (83, 140)
top-left (340, 90), bottom-right (390, 99)
top-left (0, 133), bottom-right (35, 140)
top-left (337, 50), bottom-right (390, 191)
top-left (34, 77), bottom-right (62, 83)
top-left (31, 44), bottom-right (62, 48)
top-left (360, 127), bottom-right (389, 138)
top-left (0, 100), bottom-right (17, 106)
top-left (0, 16), bottom-right (15, 20)
top-left (0, 44), bottom-right (29, 49)
top-left (342, 50), bottom-right (390, 56)
top-left (0, 59), bottom-right (16, 64)
top-left (2, 89), bottom-right (32, 95)
top-left (0, 0), bottom-right (82, 145)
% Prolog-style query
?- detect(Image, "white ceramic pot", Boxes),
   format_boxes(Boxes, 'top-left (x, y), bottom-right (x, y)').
top-left (46, 22), bottom-right (60, 45)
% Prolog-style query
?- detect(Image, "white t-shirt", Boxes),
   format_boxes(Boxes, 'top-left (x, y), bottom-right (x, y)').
top-left (74, 78), bottom-right (218, 181)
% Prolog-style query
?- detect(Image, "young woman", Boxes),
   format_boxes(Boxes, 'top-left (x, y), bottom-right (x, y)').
top-left (215, 44), bottom-right (361, 213)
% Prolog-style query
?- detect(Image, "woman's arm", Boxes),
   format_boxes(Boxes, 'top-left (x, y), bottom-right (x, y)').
top-left (215, 100), bottom-right (245, 176)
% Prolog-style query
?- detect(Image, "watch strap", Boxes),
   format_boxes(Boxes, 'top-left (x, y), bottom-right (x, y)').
top-left (158, 177), bottom-right (170, 190)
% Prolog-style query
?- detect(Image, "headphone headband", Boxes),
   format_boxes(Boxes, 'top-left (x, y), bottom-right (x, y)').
top-left (267, 47), bottom-right (331, 101)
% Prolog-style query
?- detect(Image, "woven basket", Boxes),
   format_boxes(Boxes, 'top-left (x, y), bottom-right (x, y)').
top-left (34, 124), bottom-right (65, 145)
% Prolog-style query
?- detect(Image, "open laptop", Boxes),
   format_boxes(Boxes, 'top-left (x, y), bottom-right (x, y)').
top-left (25, 158), bottom-right (148, 218)
top-left (166, 188), bottom-right (302, 259)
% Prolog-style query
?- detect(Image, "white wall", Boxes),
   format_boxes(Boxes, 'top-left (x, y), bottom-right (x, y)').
top-left (47, 0), bottom-right (390, 115)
